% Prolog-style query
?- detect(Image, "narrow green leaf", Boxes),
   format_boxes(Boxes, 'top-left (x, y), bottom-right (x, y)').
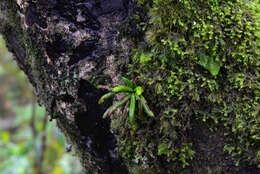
top-left (98, 92), bottom-right (115, 104)
top-left (112, 85), bottom-right (134, 93)
top-left (138, 97), bottom-right (143, 116)
top-left (122, 77), bottom-right (135, 88)
top-left (129, 94), bottom-right (136, 124)
top-left (135, 86), bottom-right (144, 96)
top-left (102, 95), bottom-right (130, 118)
top-left (140, 95), bottom-right (155, 117)
top-left (102, 109), bottom-right (111, 119)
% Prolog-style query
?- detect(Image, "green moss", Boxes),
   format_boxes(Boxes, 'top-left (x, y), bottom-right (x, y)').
top-left (113, 0), bottom-right (260, 173)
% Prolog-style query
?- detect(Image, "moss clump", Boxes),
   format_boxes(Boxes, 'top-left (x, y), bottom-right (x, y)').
top-left (112, 0), bottom-right (260, 173)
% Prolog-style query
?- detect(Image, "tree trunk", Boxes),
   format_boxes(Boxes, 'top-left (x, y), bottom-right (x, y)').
top-left (0, 0), bottom-right (259, 174)
top-left (0, 0), bottom-right (132, 173)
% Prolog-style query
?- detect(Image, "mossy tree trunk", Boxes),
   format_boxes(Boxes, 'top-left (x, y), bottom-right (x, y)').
top-left (0, 0), bottom-right (259, 174)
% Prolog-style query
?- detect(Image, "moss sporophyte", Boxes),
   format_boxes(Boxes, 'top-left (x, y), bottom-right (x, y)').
top-left (98, 77), bottom-right (154, 124)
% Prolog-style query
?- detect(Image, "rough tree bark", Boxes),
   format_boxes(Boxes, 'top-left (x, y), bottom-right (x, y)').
top-left (0, 0), bottom-right (132, 173)
top-left (0, 0), bottom-right (259, 174)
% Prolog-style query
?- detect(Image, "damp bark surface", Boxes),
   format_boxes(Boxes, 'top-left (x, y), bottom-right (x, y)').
top-left (0, 0), bottom-right (132, 173)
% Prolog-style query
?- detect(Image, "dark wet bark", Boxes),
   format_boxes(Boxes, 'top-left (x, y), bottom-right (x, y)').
top-left (0, 0), bottom-right (133, 173)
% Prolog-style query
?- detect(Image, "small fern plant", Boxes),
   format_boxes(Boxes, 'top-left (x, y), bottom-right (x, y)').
top-left (98, 77), bottom-right (154, 123)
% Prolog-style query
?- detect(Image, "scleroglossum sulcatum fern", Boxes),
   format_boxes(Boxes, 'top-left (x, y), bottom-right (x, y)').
top-left (98, 77), bottom-right (154, 124)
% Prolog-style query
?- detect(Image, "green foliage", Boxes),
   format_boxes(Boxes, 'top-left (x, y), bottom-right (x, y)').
top-left (158, 142), bottom-right (195, 168)
top-left (198, 53), bottom-right (221, 76)
top-left (157, 143), bottom-right (168, 156)
top-left (139, 52), bottom-right (153, 63)
top-left (99, 77), bottom-right (154, 124)
top-left (0, 104), bottom-right (82, 174)
top-left (0, 36), bottom-right (82, 174)
top-left (114, 0), bottom-right (260, 172)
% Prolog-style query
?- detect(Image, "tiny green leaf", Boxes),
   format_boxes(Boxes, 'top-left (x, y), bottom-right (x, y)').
top-left (102, 95), bottom-right (130, 118)
top-left (208, 58), bottom-right (221, 76)
top-left (198, 54), bottom-right (221, 76)
top-left (140, 52), bottom-right (153, 63)
top-left (112, 85), bottom-right (134, 93)
top-left (138, 98), bottom-right (143, 117)
top-left (122, 77), bottom-right (135, 89)
top-left (140, 95), bottom-right (155, 117)
top-left (254, 89), bottom-right (260, 97)
top-left (98, 92), bottom-right (115, 104)
top-left (199, 54), bottom-right (208, 68)
top-left (135, 86), bottom-right (144, 96)
top-left (158, 143), bottom-right (168, 155)
top-left (129, 94), bottom-right (136, 124)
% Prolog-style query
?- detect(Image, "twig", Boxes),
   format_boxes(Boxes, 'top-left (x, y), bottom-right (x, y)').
top-left (38, 111), bottom-right (48, 174)
top-left (30, 99), bottom-right (37, 138)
